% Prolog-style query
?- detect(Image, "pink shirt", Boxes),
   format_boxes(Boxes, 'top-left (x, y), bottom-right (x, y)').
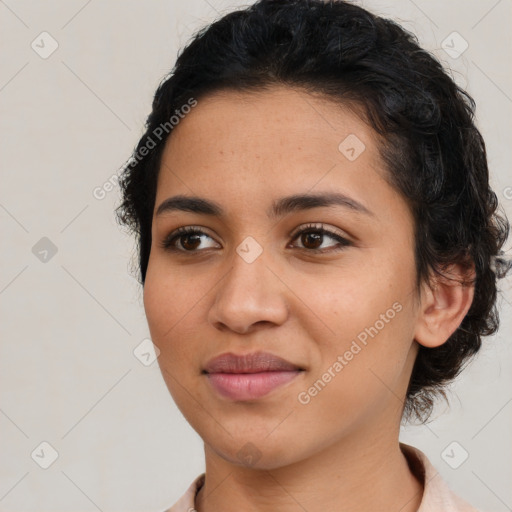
top-left (165, 443), bottom-right (481, 511)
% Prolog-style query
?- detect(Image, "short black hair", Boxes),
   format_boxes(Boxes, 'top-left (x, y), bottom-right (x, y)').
top-left (116, 0), bottom-right (511, 423)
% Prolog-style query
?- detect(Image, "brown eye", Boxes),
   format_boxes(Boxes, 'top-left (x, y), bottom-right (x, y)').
top-left (300, 231), bottom-right (323, 250)
top-left (180, 233), bottom-right (202, 251)
top-left (160, 227), bottom-right (219, 252)
top-left (160, 223), bottom-right (352, 255)
top-left (290, 224), bottom-right (352, 253)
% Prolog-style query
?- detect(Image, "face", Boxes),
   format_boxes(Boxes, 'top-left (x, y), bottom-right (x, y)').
top-left (144, 86), bottom-right (422, 469)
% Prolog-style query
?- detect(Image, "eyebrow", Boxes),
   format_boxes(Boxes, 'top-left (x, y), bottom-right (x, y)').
top-left (155, 192), bottom-right (374, 219)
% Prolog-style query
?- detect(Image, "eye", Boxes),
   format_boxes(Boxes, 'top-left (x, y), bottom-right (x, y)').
top-left (160, 223), bottom-right (353, 254)
top-left (159, 226), bottom-right (219, 252)
top-left (289, 223), bottom-right (352, 253)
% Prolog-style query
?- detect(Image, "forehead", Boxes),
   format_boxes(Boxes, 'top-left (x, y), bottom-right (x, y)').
top-left (164, 86), bottom-right (377, 163)
top-left (155, 86), bottom-right (404, 225)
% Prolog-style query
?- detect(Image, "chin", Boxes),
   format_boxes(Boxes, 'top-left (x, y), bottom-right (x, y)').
top-left (204, 432), bottom-right (307, 471)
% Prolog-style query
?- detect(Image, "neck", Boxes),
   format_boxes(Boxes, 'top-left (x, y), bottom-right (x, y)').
top-left (195, 426), bottom-right (423, 512)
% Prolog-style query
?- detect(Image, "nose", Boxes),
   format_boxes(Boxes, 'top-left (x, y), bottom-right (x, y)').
top-left (207, 248), bottom-right (289, 335)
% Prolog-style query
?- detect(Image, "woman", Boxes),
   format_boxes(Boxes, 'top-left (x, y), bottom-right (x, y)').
top-left (116, 0), bottom-right (511, 510)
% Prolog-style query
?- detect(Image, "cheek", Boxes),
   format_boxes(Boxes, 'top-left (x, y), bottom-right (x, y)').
top-left (143, 275), bottom-right (170, 341)
top-left (143, 270), bottom-right (187, 368)
top-left (299, 259), bottom-right (417, 406)
top-left (143, 260), bottom-right (196, 336)
top-left (144, 273), bottom-right (202, 411)
top-left (303, 249), bottom-right (414, 343)
top-left (143, 264), bottom-right (209, 371)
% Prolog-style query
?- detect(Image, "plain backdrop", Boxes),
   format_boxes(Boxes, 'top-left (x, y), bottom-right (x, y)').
top-left (1, 1), bottom-right (511, 511)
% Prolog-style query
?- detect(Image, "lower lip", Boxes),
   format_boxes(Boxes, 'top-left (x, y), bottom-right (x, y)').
top-left (206, 371), bottom-right (302, 400)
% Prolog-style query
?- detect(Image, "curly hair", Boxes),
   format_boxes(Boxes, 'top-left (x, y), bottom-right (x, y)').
top-left (115, 0), bottom-right (511, 423)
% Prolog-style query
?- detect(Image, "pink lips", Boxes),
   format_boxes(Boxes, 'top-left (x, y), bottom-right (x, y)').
top-left (203, 352), bottom-right (304, 401)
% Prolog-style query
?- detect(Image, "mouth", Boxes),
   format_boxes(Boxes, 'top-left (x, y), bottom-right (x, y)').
top-left (203, 351), bottom-right (305, 401)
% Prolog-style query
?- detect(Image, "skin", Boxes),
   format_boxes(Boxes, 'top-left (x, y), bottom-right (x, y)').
top-left (143, 85), bottom-right (474, 512)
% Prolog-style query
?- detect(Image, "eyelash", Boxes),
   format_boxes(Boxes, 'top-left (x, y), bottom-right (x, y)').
top-left (159, 223), bottom-right (353, 254)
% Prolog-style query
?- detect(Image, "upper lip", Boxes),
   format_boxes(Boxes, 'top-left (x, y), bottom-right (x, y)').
top-left (203, 352), bottom-right (303, 374)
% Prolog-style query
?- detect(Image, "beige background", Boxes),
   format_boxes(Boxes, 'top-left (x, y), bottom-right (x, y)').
top-left (1, 0), bottom-right (511, 510)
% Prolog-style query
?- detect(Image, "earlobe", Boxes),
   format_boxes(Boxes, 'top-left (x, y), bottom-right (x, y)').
top-left (414, 264), bottom-right (475, 349)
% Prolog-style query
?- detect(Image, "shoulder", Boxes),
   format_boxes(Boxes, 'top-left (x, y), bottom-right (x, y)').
top-left (400, 443), bottom-right (482, 512)
top-left (163, 473), bottom-right (205, 512)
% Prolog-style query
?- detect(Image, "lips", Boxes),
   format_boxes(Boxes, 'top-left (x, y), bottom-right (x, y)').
top-left (203, 352), bottom-right (304, 401)
top-left (203, 352), bottom-right (303, 374)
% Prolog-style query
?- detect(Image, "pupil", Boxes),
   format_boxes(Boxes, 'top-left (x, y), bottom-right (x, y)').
top-left (183, 234), bottom-right (201, 250)
top-left (303, 232), bottom-right (321, 249)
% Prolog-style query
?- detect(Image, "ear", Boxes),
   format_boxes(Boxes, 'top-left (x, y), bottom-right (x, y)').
top-left (414, 263), bottom-right (475, 348)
